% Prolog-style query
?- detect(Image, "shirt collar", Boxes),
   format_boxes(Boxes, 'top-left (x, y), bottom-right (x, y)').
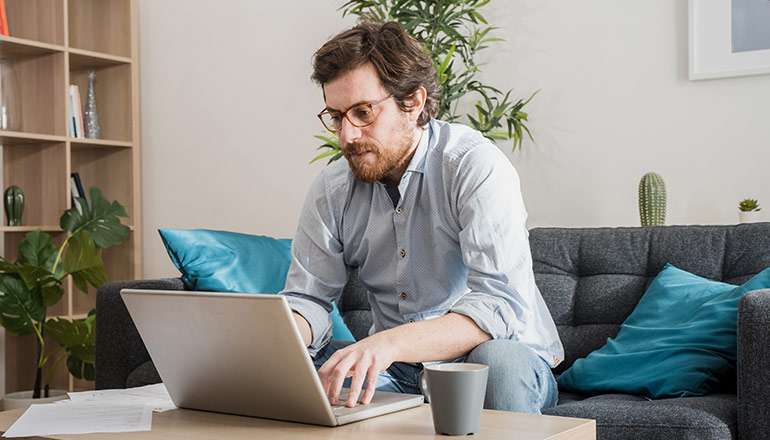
top-left (403, 121), bottom-right (432, 175)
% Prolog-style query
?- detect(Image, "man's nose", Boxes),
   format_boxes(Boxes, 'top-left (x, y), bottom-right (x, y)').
top-left (338, 117), bottom-right (362, 145)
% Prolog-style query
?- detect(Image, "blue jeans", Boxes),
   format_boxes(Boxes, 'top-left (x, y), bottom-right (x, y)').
top-left (313, 339), bottom-right (558, 414)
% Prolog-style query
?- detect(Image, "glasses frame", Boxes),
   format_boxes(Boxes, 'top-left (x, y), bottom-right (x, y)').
top-left (317, 94), bottom-right (393, 132)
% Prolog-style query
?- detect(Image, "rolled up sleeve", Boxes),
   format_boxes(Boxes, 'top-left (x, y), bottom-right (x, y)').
top-left (447, 143), bottom-right (534, 341)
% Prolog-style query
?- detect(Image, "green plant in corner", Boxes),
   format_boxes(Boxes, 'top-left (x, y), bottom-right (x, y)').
top-left (738, 199), bottom-right (760, 212)
top-left (311, 0), bottom-right (537, 164)
top-left (0, 187), bottom-right (129, 398)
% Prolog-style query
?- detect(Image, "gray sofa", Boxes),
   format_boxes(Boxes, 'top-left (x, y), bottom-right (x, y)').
top-left (95, 223), bottom-right (770, 440)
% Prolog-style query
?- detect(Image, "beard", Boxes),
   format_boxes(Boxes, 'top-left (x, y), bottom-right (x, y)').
top-left (341, 116), bottom-right (416, 184)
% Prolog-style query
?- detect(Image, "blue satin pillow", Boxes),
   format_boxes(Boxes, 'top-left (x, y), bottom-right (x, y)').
top-left (558, 263), bottom-right (770, 398)
top-left (158, 228), bottom-right (355, 341)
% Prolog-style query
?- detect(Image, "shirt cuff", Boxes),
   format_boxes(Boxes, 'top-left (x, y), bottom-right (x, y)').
top-left (449, 292), bottom-right (527, 341)
top-left (281, 293), bottom-right (334, 357)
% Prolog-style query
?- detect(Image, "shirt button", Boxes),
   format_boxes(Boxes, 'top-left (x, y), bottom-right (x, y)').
top-left (408, 319), bottom-right (415, 323)
top-left (396, 207), bottom-right (403, 214)
top-left (400, 249), bottom-right (406, 257)
top-left (400, 292), bottom-right (407, 300)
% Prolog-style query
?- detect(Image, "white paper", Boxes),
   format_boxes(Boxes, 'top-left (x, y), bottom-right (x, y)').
top-left (2, 401), bottom-right (151, 438)
top-left (68, 383), bottom-right (177, 412)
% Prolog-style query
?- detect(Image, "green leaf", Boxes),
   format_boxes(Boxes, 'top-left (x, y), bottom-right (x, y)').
top-left (46, 315), bottom-right (96, 381)
top-left (310, 149), bottom-right (341, 164)
top-left (62, 231), bottom-right (107, 293)
top-left (60, 187), bottom-right (130, 249)
top-left (17, 229), bottom-right (57, 272)
top-left (437, 44), bottom-right (457, 77)
top-left (0, 274), bottom-right (44, 335)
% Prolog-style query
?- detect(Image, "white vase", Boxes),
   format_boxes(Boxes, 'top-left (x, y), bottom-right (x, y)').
top-left (1, 390), bottom-right (69, 410)
top-left (739, 211), bottom-right (762, 224)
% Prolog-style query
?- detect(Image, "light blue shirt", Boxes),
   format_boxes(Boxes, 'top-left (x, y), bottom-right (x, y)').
top-left (281, 119), bottom-right (564, 366)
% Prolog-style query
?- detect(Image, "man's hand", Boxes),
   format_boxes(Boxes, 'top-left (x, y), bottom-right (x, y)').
top-left (317, 312), bottom-right (491, 408)
top-left (317, 332), bottom-right (397, 408)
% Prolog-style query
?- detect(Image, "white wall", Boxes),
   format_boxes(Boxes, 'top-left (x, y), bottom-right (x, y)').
top-left (139, 0), bottom-right (770, 279)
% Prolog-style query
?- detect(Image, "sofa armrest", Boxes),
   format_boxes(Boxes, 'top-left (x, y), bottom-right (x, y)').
top-left (95, 278), bottom-right (186, 389)
top-left (737, 288), bottom-right (770, 440)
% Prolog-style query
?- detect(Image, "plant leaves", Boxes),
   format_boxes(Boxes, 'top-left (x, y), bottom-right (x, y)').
top-left (0, 274), bottom-right (44, 335)
top-left (60, 187), bottom-right (130, 249)
top-left (17, 229), bottom-right (58, 272)
top-left (46, 314), bottom-right (95, 380)
top-left (62, 231), bottom-right (107, 293)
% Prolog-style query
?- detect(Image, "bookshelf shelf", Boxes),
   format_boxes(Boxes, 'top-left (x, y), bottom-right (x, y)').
top-left (0, 130), bottom-right (68, 144)
top-left (0, 36), bottom-right (65, 58)
top-left (1, 0), bottom-right (141, 394)
top-left (70, 138), bottom-right (133, 149)
top-left (69, 48), bottom-right (131, 69)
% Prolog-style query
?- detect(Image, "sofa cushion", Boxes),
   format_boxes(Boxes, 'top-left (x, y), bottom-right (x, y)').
top-left (543, 393), bottom-right (737, 440)
top-left (530, 223), bottom-right (770, 374)
top-left (558, 264), bottom-right (770, 398)
top-left (158, 229), bottom-right (354, 341)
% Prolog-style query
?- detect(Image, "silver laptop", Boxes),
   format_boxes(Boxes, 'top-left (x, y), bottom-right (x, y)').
top-left (120, 289), bottom-right (423, 426)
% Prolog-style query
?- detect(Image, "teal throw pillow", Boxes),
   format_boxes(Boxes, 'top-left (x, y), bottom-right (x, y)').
top-left (158, 229), bottom-right (355, 342)
top-left (558, 263), bottom-right (770, 398)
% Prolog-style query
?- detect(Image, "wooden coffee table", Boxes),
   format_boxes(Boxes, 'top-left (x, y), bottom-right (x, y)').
top-left (1, 404), bottom-right (595, 439)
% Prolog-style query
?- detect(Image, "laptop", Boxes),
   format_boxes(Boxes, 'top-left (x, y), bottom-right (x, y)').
top-left (119, 289), bottom-right (424, 426)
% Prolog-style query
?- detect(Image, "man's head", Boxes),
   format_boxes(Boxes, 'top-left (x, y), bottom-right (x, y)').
top-left (312, 22), bottom-right (439, 184)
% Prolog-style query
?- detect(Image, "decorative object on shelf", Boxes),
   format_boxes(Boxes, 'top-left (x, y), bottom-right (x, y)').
top-left (738, 198), bottom-right (761, 224)
top-left (0, 187), bottom-right (129, 399)
top-left (312, 0), bottom-right (538, 164)
top-left (639, 172), bottom-right (667, 226)
top-left (0, 59), bottom-right (21, 131)
top-left (83, 71), bottom-right (101, 139)
top-left (3, 184), bottom-right (24, 226)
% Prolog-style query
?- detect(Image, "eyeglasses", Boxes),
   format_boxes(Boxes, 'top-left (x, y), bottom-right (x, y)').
top-left (317, 95), bottom-right (393, 132)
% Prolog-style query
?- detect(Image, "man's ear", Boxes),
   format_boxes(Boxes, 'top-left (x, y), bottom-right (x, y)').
top-left (405, 87), bottom-right (427, 123)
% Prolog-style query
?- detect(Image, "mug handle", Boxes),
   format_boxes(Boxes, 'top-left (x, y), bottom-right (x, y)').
top-left (418, 370), bottom-right (430, 403)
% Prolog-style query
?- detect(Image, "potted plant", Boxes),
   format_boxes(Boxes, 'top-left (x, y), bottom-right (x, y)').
top-left (738, 198), bottom-right (761, 224)
top-left (0, 187), bottom-right (129, 408)
top-left (312, 0), bottom-right (537, 164)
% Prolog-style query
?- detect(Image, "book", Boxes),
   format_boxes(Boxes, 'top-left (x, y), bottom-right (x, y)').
top-left (70, 172), bottom-right (89, 214)
top-left (69, 85), bottom-right (86, 138)
top-left (0, 0), bottom-right (8, 37)
top-left (73, 85), bottom-right (85, 137)
top-left (69, 90), bottom-right (77, 137)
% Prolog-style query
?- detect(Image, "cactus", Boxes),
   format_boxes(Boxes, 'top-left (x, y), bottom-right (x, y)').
top-left (738, 199), bottom-right (760, 212)
top-left (639, 172), bottom-right (666, 226)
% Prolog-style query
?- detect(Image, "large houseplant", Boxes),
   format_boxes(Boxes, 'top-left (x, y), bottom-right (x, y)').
top-left (312, 0), bottom-right (537, 164)
top-left (0, 187), bottom-right (129, 398)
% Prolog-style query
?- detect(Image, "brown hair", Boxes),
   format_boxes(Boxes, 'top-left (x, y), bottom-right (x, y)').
top-left (312, 21), bottom-right (439, 126)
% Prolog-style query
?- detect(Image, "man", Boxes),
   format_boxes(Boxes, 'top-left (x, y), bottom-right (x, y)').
top-left (280, 21), bottom-right (563, 414)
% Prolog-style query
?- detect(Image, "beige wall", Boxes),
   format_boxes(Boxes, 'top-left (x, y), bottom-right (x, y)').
top-left (138, 0), bottom-right (770, 279)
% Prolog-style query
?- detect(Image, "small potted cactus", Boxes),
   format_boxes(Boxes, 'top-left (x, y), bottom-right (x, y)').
top-left (738, 198), bottom-right (761, 224)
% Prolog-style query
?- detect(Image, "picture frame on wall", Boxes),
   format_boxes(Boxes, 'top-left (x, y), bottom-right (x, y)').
top-left (689, 0), bottom-right (770, 80)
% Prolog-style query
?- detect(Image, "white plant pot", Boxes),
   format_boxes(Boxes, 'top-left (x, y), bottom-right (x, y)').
top-left (739, 211), bottom-right (762, 224)
top-left (1, 390), bottom-right (69, 411)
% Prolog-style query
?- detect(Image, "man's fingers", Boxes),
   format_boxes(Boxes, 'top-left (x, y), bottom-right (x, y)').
top-left (326, 356), bottom-right (357, 405)
top-left (345, 367), bottom-right (367, 408)
top-left (318, 350), bottom-right (347, 397)
top-left (361, 364), bottom-right (380, 405)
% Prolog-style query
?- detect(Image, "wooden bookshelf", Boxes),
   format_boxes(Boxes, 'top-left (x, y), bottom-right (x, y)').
top-left (0, 0), bottom-right (141, 393)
